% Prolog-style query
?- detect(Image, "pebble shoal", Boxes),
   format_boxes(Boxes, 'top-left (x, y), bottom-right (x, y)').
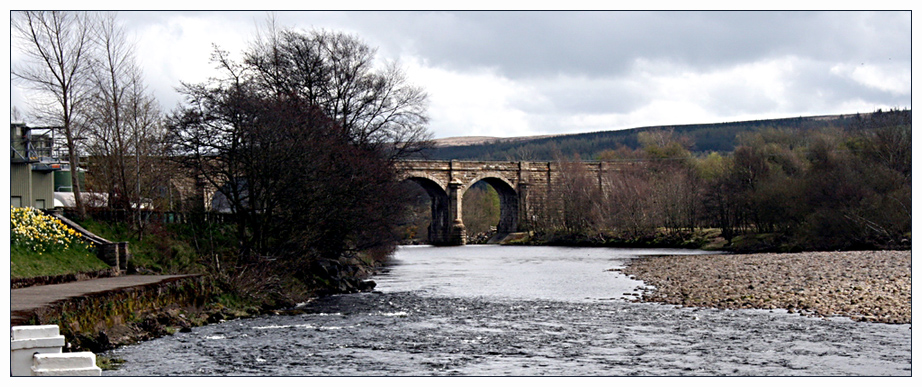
top-left (621, 250), bottom-right (911, 324)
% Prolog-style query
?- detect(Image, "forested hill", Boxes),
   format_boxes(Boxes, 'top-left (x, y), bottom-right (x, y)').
top-left (420, 110), bottom-right (910, 161)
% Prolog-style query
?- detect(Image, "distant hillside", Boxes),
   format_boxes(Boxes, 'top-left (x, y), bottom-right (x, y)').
top-left (419, 110), bottom-right (910, 161)
top-left (431, 135), bottom-right (555, 147)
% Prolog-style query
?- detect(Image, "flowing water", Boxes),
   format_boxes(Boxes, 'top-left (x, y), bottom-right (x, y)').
top-left (104, 245), bottom-right (912, 376)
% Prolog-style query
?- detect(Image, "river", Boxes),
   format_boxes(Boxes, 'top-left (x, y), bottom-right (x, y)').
top-left (103, 245), bottom-right (912, 376)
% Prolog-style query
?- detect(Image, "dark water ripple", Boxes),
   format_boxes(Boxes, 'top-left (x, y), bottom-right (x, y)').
top-left (105, 290), bottom-right (911, 376)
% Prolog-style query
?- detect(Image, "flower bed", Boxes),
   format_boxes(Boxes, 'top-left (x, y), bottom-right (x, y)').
top-left (11, 206), bottom-right (88, 254)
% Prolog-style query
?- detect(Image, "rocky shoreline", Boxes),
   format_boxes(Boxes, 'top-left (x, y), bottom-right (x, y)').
top-left (14, 257), bottom-right (382, 355)
top-left (621, 250), bottom-right (910, 324)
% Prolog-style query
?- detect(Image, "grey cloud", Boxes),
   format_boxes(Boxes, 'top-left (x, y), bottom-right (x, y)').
top-left (119, 11), bottom-right (911, 98)
top-left (331, 11), bottom-right (909, 81)
top-left (784, 61), bottom-right (909, 111)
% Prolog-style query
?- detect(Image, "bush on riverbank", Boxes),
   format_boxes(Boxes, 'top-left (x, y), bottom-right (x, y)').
top-left (515, 228), bottom-right (727, 250)
top-left (76, 216), bottom-right (380, 310)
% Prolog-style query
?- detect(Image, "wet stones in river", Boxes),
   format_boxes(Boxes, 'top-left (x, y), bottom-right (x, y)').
top-left (310, 258), bottom-right (378, 295)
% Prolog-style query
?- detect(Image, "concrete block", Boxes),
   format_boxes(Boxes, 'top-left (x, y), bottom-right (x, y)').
top-left (32, 353), bottom-right (102, 376)
top-left (11, 325), bottom-right (60, 340)
top-left (10, 336), bottom-right (66, 351)
top-left (11, 325), bottom-right (66, 376)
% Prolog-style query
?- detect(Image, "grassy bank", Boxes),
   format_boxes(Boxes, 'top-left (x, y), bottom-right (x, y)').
top-left (11, 243), bottom-right (110, 278)
top-left (76, 219), bottom-right (225, 275)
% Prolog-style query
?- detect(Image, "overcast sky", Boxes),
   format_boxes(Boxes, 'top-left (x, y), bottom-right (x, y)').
top-left (9, 10), bottom-right (912, 139)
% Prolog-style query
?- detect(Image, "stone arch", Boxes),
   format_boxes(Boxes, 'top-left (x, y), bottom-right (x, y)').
top-left (467, 176), bottom-right (518, 236)
top-left (403, 176), bottom-right (452, 246)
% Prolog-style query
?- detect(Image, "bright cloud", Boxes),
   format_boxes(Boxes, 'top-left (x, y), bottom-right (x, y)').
top-left (404, 57), bottom-right (544, 138)
top-left (830, 63), bottom-right (911, 95)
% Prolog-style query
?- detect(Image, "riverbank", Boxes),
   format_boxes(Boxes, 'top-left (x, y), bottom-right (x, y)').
top-left (11, 254), bottom-right (384, 354)
top-left (495, 228), bottom-right (728, 250)
top-left (621, 250), bottom-right (911, 324)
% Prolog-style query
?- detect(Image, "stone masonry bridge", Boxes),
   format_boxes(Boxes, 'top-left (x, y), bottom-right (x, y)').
top-left (181, 159), bottom-right (614, 246)
top-left (395, 160), bottom-right (614, 246)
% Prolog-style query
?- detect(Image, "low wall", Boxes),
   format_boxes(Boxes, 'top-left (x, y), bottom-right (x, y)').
top-left (15, 275), bottom-right (212, 352)
top-left (12, 268), bottom-right (120, 289)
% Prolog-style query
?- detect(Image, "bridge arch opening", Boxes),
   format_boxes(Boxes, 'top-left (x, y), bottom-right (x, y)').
top-left (401, 177), bottom-right (452, 245)
top-left (464, 177), bottom-right (518, 240)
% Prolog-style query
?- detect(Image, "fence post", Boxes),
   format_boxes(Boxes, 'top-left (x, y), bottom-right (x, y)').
top-left (117, 242), bottom-right (130, 272)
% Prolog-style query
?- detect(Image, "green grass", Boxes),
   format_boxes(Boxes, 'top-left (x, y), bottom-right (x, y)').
top-left (11, 243), bottom-right (110, 278)
top-left (95, 356), bottom-right (126, 371)
top-left (76, 218), bottom-right (234, 274)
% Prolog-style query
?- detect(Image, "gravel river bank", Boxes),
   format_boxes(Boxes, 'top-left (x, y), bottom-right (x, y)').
top-left (621, 250), bottom-right (911, 324)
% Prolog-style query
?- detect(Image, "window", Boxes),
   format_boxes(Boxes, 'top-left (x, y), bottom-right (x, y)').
top-left (35, 199), bottom-right (46, 209)
top-left (11, 196), bottom-right (22, 208)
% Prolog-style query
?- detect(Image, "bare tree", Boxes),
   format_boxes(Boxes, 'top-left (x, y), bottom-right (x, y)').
top-left (168, 24), bottom-right (431, 267)
top-left (546, 155), bottom-right (602, 236)
top-left (125, 76), bottom-right (167, 216)
top-left (82, 12), bottom-right (164, 237)
top-left (85, 12), bottom-right (134, 209)
top-left (12, 11), bottom-right (95, 217)
top-left (600, 164), bottom-right (656, 238)
top-left (243, 24), bottom-right (432, 159)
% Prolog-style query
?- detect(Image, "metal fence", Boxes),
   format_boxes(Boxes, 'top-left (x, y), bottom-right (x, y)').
top-left (64, 209), bottom-right (235, 225)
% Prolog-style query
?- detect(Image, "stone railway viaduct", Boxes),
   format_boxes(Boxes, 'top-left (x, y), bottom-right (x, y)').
top-left (179, 159), bottom-right (616, 246)
top-left (395, 160), bottom-right (615, 245)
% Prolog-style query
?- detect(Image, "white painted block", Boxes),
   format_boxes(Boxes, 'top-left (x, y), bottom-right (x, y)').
top-left (10, 336), bottom-right (66, 350)
top-left (31, 353), bottom-right (102, 376)
top-left (11, 325), bottom-right (60, 340)
top-left (11, 346), bottom-right (61, 376)
top-left (10, 325), bottom-right (67, 376)
top-left (32, 368), bottom-right (104, 376)
top-left (33, 352), bottom-right (96, 368)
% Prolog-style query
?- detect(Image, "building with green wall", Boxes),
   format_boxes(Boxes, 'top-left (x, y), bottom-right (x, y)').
top-left (10, 123), bottom-right (61, 209)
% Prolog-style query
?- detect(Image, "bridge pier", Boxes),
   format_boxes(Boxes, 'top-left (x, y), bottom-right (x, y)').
top-left (517, 182), bottom-right (530, 231)
top-left (447, 180), bottom-right (467, 245)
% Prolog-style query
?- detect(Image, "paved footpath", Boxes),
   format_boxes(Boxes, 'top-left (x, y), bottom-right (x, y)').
top-left (11, 275), bottom-right (196, 324)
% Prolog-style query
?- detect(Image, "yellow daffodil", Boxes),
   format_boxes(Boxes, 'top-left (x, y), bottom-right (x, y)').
top-left (11, 207), bottom-right (86, 253)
